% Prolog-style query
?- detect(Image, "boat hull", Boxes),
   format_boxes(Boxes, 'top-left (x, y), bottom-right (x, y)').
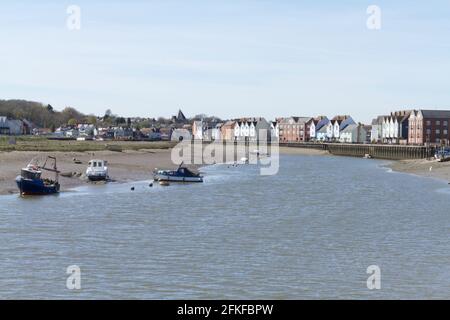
top-left (154, 174), bottom-right (203, 183)
top-left (87, 174), bottom-right (108, 181)
top-left (15, 176), bottom-right (60, 195)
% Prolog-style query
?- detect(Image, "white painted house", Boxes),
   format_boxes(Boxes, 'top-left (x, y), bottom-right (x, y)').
top-left (234, 118), bottom-right (271, 142)
top-left (309, 117), bottom-right (329, 141)
top-left (380, 111), bottom-right (411, 144)
top-left (192, 121), bottom-right (204, 140)
top-left (330, 115), bottom-right (356, 141)
top-left (270, 121), bottom-right (279, 142)
top-left (212, 123), bottom-right (222, 141)
top-left (326, 122), bottom-right (334, 140)
top-left (370, 116), bottom-right (385, 143)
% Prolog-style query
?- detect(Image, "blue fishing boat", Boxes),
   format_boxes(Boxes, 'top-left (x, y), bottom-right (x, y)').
top-left (16, 156), bottom-right (60, 195)
top-left (153, 162), bottom-right (203, 183)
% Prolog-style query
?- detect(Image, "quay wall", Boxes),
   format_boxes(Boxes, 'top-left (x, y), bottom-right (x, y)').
top-left (189, 141), bottom-right (433, 160)
top-left (280, 142), bottom-right (433, 160)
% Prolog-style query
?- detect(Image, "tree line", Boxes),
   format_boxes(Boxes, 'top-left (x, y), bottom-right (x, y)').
top-left (1, 99), bottom-right (223, 131)
top-left (0, 100), bottom-right (87, 131)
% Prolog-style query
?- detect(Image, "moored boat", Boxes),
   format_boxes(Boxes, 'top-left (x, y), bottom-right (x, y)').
top-left (153, 162), bottom-right (203, 183)
top-left (15, 156), bottom-right (60, 195)
top-left (86, 159), bottom-right (109, 181)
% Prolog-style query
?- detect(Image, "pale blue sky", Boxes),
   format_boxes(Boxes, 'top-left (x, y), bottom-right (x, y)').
top-left (1, 0), bottom-right (449, 123)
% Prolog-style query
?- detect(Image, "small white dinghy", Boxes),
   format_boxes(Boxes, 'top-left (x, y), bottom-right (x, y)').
top-left (240, 157), bottom-right (249, 164)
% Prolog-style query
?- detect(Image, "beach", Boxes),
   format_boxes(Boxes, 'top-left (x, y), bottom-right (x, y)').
top-left (0, 149), bottom-right (178, 195)
top-left (278, 146), bottom-right (329, 156)
top-left (386, 158), bottom-right (450, 183)
top-left (0, 145), bottom-right (327, 195)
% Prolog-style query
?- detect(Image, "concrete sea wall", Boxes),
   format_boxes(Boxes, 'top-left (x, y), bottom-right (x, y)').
top-left (280, 142), bottom-right (433, 160)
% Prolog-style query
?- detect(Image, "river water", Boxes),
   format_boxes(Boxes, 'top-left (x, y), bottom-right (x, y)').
top-left (0, 154), bottom-right (449, 299)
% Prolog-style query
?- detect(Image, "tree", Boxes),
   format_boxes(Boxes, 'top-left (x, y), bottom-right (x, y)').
top-left (68, 118), bottom-right (77, 126)
top-left (192, 114), bottom-right (207, 121)
top-left (61, 107), bottom-right (84, 124)
top-left (115, 117), bottom-right (126, 126)
top-left (86, 115), bottom-right (97, 125)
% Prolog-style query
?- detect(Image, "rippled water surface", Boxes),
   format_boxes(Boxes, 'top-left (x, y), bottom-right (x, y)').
top-left (1, 154), bottom-right (449, 299)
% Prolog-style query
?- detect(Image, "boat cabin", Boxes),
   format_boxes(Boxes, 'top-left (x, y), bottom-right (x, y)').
top-left (88, 160), bottom-right (107, 168)
top-left (21, 168), bottom-right (42, 180)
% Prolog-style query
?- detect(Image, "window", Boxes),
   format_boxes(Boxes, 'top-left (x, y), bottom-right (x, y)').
top-left (444, 121), bottom-right (448, 127)
top-left (426, 120), bottom-right (431, 126)
top-left (426, 129), bottom-right (431, 135)
top-left (444, 129), bottom-right (448, 135)
top-left (436, 120), bottom-right (441, 126)
top-left (436, 129), bottom-right (440, 135)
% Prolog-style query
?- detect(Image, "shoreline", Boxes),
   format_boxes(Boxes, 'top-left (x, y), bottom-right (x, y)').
top-left (0, 146), bottom-right (328, 195)
top-left (383, 158), bottom-right (450, 184)
top-left (1, 146), bottom-right (448, 195)
top-left (0, 149), bottom-right (184, 195)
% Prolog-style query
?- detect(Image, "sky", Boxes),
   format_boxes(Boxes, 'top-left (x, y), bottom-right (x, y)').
top-left (0, 0), bottom-right (450, 123)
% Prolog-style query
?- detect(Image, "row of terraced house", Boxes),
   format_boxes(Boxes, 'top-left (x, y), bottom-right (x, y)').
top-left (190, 109), bottom-right (450, 146)
top-left (273, 109), bottom-right (450, 146)
top-left (371, 109), bottom-right (450, 145)
top-left (276, 115), bottom-right (371, 144)
top-left (191, 115), bottom-right (369, 144)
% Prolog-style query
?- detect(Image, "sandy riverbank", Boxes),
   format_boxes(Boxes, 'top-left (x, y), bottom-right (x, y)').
top-left (0, 145), bottom-right (329, 195)
top-left (385, 158), bottom-right (450, 183)
top-left (0, 149), bottom-right (185, 195)
top-left (278, 146), bottom-right (330, 156)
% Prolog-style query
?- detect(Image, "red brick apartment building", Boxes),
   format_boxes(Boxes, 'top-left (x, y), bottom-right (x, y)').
top-left (278, 117), bottom-right (312, 142)
top-left (409, 110), bottom-right (450, 145)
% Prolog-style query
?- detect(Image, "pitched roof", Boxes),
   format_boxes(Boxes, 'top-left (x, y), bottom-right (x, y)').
top-left (331, 115), bottom-right (351, 122)
top-left (317, 125), bottom-right (328, 133)
top-left (278, 116), bottom-right (311, 124)
top-left (420, 110), bottom-right (450, 118)
top-left (177, 109), bottom-right (186, 121)
top-left (340, 124), bottom-right (358, 133)
top-left (296, 117), bottom-right (312, 124)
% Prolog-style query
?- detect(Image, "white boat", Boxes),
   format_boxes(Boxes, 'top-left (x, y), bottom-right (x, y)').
top-left (153, 163), bottom-right (203, 183)
top-left (86, 159), bottom-right (109, 181)
top-left (435, 148), bottom-right (450, 162)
